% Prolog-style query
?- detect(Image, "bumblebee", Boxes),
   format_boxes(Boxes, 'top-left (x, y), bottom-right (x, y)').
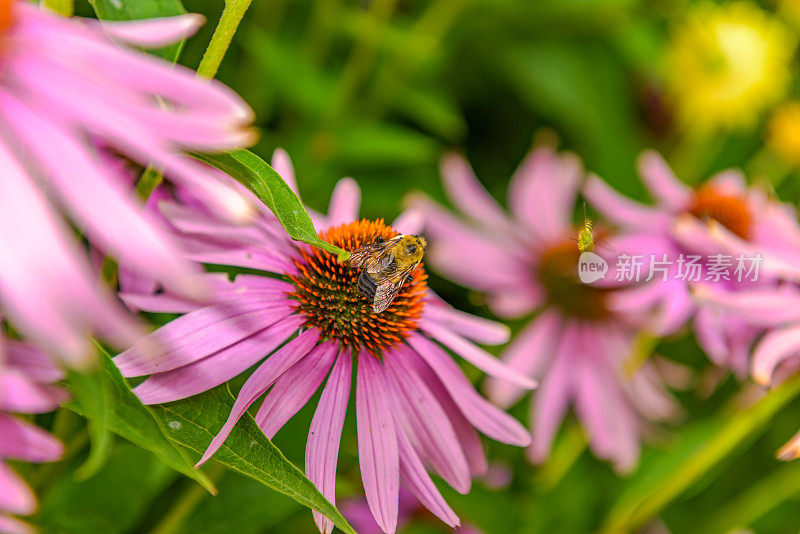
top-left (346, 234), bottom-right (427, 313)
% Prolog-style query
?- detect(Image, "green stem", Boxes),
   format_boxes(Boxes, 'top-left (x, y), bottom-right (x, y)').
top-left (196, 0), bottom-right (254, 80)
top-left (602, 373), bottom-right (800, 533)
top-left (40, 0), bottom-right (73, 16)
top-left (148, 464), bottom-right (227, 534)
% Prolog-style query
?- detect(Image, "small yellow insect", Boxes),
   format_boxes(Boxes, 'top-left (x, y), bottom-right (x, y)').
top-left (577, 204), bottom-right (596, 253)
top-left (346, 234), bottom-right (427, 313)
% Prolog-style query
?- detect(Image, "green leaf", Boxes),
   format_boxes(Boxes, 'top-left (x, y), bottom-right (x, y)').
top-left (601, 373), bottom-right (800, 533)
top-left (195, 150), bottom-right (351, 262)
top-left (36, 443), bottom-right (177, 534)
top-left (149, 383), bottom-right (356, 534)
top-left (88, 0), bottom-right (188, 62)
top-left (64, 343), bottom-right (216, 493)
top-left (65, 364), bottom-right (113, 481)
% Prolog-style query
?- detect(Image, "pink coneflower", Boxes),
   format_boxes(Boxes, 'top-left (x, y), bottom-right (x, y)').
top-left (0, 333), bottom-right (67, 534)
top-left (114, 154), bottom-right (533, 534)
top-left (341, 487), bottom-right (483, 534)
top-left (0, 1), bottom-right (254, 365)
top-left (584, 151), bottom-right (800, 376)
top-left (412, 147), bottom-right (680, 472)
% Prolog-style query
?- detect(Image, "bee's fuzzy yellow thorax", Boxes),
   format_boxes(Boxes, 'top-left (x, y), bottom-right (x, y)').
top-left (288, 219), bottom-right (427, 356)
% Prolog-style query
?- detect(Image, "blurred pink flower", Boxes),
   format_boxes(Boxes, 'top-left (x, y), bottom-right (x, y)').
top-left (342, 487), bottom-right (484, 534)
top-left (412, 147), bottom-right (680, 472)
top-left (585, 151), bottom-right (800, 376)
top-left (114, 152), bottom-right (533, 534)
top-left (0, 2), bottom-right (254, 365)
top-left (0, 334), bottom-right (66, 534)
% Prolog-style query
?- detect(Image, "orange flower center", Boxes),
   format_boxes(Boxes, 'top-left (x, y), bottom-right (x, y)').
top-left (536, 241), bottom-right (610, 321)
top-left (688, 184), bottom-right (752, 239)
top-left (0, 1), bottom-right (13, 46)
top-left (288, 219), bottom-right (427, 356)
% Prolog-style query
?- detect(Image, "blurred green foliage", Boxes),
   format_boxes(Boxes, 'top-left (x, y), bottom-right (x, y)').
top-left (50, 0), bottom-right (800, 532)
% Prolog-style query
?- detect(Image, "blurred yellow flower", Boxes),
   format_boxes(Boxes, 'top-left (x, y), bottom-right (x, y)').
top-left (665, 1), bottom-right (796, 132)
top-left (768, 101), bottom-right (800, 166)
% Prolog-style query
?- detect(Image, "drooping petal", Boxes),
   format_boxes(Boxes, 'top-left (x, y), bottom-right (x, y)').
top-left (196, 329), bottom-right (320, 467)
top-left (0, 93), bottom-right (204, 298)
top-left (116, 299), bottom-right (290, 376)
top-left (422, 303), bottom-right (509, 345)
top-left (5, 340), bottom-right (63, 384)
top-left (404, 349), bottom-right (487, 476)
top-left (0, 372), bottom-right (67, 414)
top-left (383, 350), bottom-right (470, 493)
top-left (440, 153), bottom-right (512, 232)
top-left (307, 350), bottom-right (352, 534)
top-left (99, 14), bottom-right (204, 48)
top-left (421, 322), bottom-right (536, 389)
top-left (255, 342), bottom-right (337, 438)
top-left (134, 314), bottom-right (302, 404)
top-left (638, 151), bottom-right (691, 209)
top-left (528, 325), bottom-right (576, 463)
top-left (396, 427), bottom-right (460, 528)
top-left (0, 462), bottom-right (35, 516)
top-left (485, 311), bottom-right (560, 409)
top-left (752, 325), bottom-right (800, 385)
top-left (0, 414), bottom-right (63, 462)
top-left (356, 353), bottom-right (399, 534)
top-left (407, 333), bottom-right (530, 446)
top-left (584, 174), bottom-right (667, 229)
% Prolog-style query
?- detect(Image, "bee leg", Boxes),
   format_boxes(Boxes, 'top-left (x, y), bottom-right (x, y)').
top-left (405, 275), bottom-right (413, 285)
top-left (357, 272), bottom-right (377, 299)
top-left (374, 235), bottom-right (384, 244)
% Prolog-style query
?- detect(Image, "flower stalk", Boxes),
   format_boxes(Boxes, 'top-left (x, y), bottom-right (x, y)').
top-left (196, 0), bottom-right (254, 79)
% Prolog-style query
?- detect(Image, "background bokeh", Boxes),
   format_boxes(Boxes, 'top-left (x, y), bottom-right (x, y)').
top-left (51, 0), bottom-right (800, 532)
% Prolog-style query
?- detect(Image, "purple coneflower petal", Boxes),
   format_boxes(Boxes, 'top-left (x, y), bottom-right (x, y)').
top-left (98, 14), bottom-right (205, 48)
top-left (117, 299), bottom-right (290, 376)
top-left (0, 414), bottom-right (63, 463)
top-left (405, 350), bottom-right (488, 475)
top-left (133, 314), bottom-right (302, 405)
top-left (508, 147), bottom-right (582, 241)
top-left (407, 333), bottom-right (530, 446)
top-left (693, 307), bottom-right (729, 366)
top-left (384, 350), bottom-right (470, 493)
top-left (440, 153), bottom-right (512, 233)
top-left (0, 512), bottom-right (34, 534)
top-left (327, 178), bottom-right (361, 228)
top-left (638, 151), bottom-right (691, 209)
top-left (528, 327), bottom-right (575, 463)
top-left (271, 148), bottom-right (298, 194)
top-left (421, 322), bottom-right (536, 389)
top-left (0, 93), bottom-right (204, 298)
top-left (197, 329), bottom-right (320, 467)
top-left (0, 463), bottom-right (35, 516)
top-left (487, 286), bottom-right (542, 319)
top-left (255, 342), bottom-right (337, 438)
top-left (396, 427), bottom-right (460, 528)
top-left (752, 325), bottom-right (800, 385)
top-left (423, 304), bottom-right (510, 345)
top-left (119, 292), bottom-right (200, 315)
top-left (0, 372), bottom-right (67, 414)
top-left (5, 341), bottom-right (63, 384)
top-left (584, 174), bottom-right (666, 229)
top-left (391, 208), bottom-right (424, 235)
top-left (487, 311), bottom-right (560, 409)
top-left (694, 285), bottom-right (800, 327)
top-left (307, 350), bottom-right (352, 534)
top-left (356, 353), bottom-right (399, 534)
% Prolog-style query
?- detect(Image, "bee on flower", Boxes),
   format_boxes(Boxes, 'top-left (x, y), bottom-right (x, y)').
top-left (113, 151), bottom-right (534, 534)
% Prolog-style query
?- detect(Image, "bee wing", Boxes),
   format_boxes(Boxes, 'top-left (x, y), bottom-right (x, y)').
top-left (372, 277), bottom-right (407, 313)
top-left (346, 242), bottom-right (384, 268)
